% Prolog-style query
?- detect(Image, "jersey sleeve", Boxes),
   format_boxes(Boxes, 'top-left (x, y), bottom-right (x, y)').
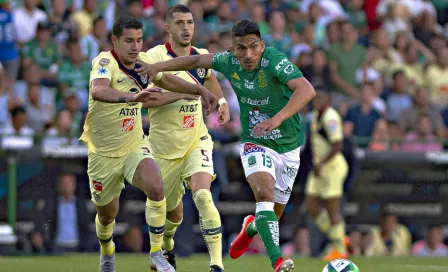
top-left (140, 52), bottom-right (163, 81)
top-left (211, 51), bottom-right (231, 74)
top-left (268, 48), bottom-right (303, 85)
top-left (323, 110), bottom-right (343, 143)
top-left (90, 55), bottom-right (113, 81)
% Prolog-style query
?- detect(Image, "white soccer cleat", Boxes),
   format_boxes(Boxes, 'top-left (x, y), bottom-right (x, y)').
top-left (150, 250), bottom-right (176, 272)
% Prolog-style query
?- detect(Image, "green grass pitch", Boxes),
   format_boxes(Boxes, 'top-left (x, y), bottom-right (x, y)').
top-left (1, 253), bottom-right (448, 271)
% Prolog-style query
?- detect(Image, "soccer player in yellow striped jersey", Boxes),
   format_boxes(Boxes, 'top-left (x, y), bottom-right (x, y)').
top-left (79, 16), bottom-right (218, 272)
top-left (305, 90), bottom-right (349, 261)
top-left (143, 5), bottom-right (230, 272)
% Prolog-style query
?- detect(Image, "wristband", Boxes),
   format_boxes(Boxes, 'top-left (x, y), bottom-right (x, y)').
top-left (218, 97), bottom-right (227, 106)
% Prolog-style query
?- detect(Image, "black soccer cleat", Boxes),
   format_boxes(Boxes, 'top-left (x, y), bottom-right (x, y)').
top-left (163, 248), bottom-right (176, 270)
top-left (210, 265), bottom-right (224, 272)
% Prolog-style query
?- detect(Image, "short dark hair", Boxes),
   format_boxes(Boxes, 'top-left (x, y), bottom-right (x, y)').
top-left (10, 106), bottom-right (26, 117)
top-left (392, 70), bottom-right (405, 80)
top-left (231, 19), bottom-right (261, 39)
top-left (112, 16), bottom-right (143, 38)
top-left (93, 15), bottom-right (104, 27)
top-left (166, 4), bottom-right (191, 22)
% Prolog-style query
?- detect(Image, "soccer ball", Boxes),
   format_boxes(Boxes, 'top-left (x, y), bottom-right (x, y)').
top-left (322, 259), bottom-right (360, 272)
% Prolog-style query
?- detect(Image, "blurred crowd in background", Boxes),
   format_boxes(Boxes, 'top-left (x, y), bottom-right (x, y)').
top-left (1, 0), bottom-right (448, 258)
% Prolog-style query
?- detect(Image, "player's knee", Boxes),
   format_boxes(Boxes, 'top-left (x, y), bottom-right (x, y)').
top-left (98, 213), bottom-right (116, 226)
top-left (328, 211), bottom-right (342, 224)
top-left (253, 187), bottom-right (273, 203)
top-left (167, 209), bottom-right (183, 223)
top-left (141, 179), bottom-right (164, 201)
top-left (305, 202), bottom-right (320, 218)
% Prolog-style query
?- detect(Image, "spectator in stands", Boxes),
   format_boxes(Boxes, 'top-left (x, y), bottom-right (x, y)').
top-left (249, 2), bottom-right (269, 36)
top-left (24, 84), bottom-right (54, 133)
top-left (369, 119), bottom-right (400, 151)
top-left (0, 105), bottom-right (34, 136)
top-left (281, 225), bottom-right (311, 257)
top-left (356, 47), bottom-right (385, 113)
top-left (21, 22), bottom-right (61, 87)
top-left (71, 0), bottom-right (97, 38)
top-left (0, 0), bottom-right (19, 91)
top-left (264, 10), bottom-right (293, 58)
top-left (389, 41), bottom-right (434, 89)
top-left (301, 48), bottom-right (332, 92)
top-left (117, 225), bottom-right (143, 253)
top-left (127, 0), bottom-right (157, 49)
top-left (57, 39), bottom-right (90, 110)
top-left (344, 0), bottom-right (369, 39)
top-left (63, 91), bottom-right (84, 138)
top-left (377, 0), bottom-right (411, 40)
top-left (328, 21), bottom-right (365, 100)
top-left (412, 224), bottom-right (448, 256)
top-left (370, 28), bottom-right (403, 76)
top-left (47, 0), bottom-right (71, 46)
top-left (424, 46), bottom-right (448, 108)
top-left (364, 212), bottom-right (411, 256)
top-left (0, 67), bottom-right (11, 130)
top-left (401, 113), bottom-right (443, 152)
top-left (347, 227), bottom-right (363, 256)
top-left (413, 10), bottom-right (444, 47)
top-left (80, 16), bottom-right (108, 62)
top-left (344, 83), bottom-right (382, 147)
top-left (400, 88), bottom-right (445, 139)
top-left (13, 0), bottom-right (48, 44)
top-left (386, 70), bottom-right (413, 123)
top-left (324, 20), bottom-right (341, 49)
top-left (291, 24), bottom-right (314, 61)
top-left (31, 173), bottom-right (90, 252)
top-left (44, 109), bottom-right (77, 146)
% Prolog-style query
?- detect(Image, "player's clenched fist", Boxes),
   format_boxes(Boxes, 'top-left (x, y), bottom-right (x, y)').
top-left (135, 60), bottom-right (159, 82)
top-left (131, 88), bottom-right (162, 103)
top-left (197, 86), bottom-right (218, 115)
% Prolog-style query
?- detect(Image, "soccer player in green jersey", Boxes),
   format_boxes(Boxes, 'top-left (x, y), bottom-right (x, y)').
top-left (136, 19), bottom-right (316, 272)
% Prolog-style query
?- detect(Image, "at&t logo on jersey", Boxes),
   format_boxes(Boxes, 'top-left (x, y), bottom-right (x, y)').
top-left (243, 143), bottom-right (265, 155)
top-left (122, 118), bottom-right (135, 131)
top-left (183, 115), bottom-right (195, 128)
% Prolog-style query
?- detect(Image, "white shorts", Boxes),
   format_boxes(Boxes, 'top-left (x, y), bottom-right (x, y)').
top-left (240, 142), bottom-right (301, 204)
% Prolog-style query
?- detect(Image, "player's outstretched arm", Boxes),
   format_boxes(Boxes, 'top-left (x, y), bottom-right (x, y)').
top-left (276, 77), bottom-right (316, 121)
top-left (135, 54), bottom-right (214, 79)
top-left (91, 78), bottom-right (161, 103)
top-left (153, 73), bottom-right (218, 114)
top-left (253, 77), bottom-right (316, 136)
top-left (142, 92), bottom-right (199, 108)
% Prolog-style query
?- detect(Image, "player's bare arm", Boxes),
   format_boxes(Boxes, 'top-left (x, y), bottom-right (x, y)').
top-left (314, 141), bottom-right (343, 177)
top-left (142, 92), bottom-right (199, 108)
top-left (204, 73), bottom-right (230, 126)
top-left (136, 54), bottom-right (214, 79)
top-left (253, 77), bottom-right (316, 136)
top-left (90, 78), bottom-right (162, 103)
top-left (153, 73), bottom-right (218, 114)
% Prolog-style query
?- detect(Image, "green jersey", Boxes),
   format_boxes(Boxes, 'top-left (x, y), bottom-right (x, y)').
top-left (211, 47), bottom-right (305, 154)
top-left (22, 39), bottom-right (60, 70)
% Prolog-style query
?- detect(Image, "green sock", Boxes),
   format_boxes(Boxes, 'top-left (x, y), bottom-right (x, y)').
top-left (255, 210), bottom-right (282, 268)
top-left (246, 220), bottom-right (258, 237)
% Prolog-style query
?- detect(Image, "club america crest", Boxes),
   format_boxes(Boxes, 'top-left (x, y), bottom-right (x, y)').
top-left (140, 74), bottom-right (148, 84)
top-left (197, 68), bottom-right (206, 78)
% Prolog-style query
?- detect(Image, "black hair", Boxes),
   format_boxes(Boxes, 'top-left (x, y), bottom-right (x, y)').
top-left (112, 15), bottom-right (143, 38)
top-left (166, 4), bottom-right (191, 22)
top-left (231, 19), bottom-right (261, 39)
top-left (93, 15), bottom-right (104, 27)
top-left (10, 106), bottom-right (26, 117)
top-left (392, 70), bottom-right (405, 80)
